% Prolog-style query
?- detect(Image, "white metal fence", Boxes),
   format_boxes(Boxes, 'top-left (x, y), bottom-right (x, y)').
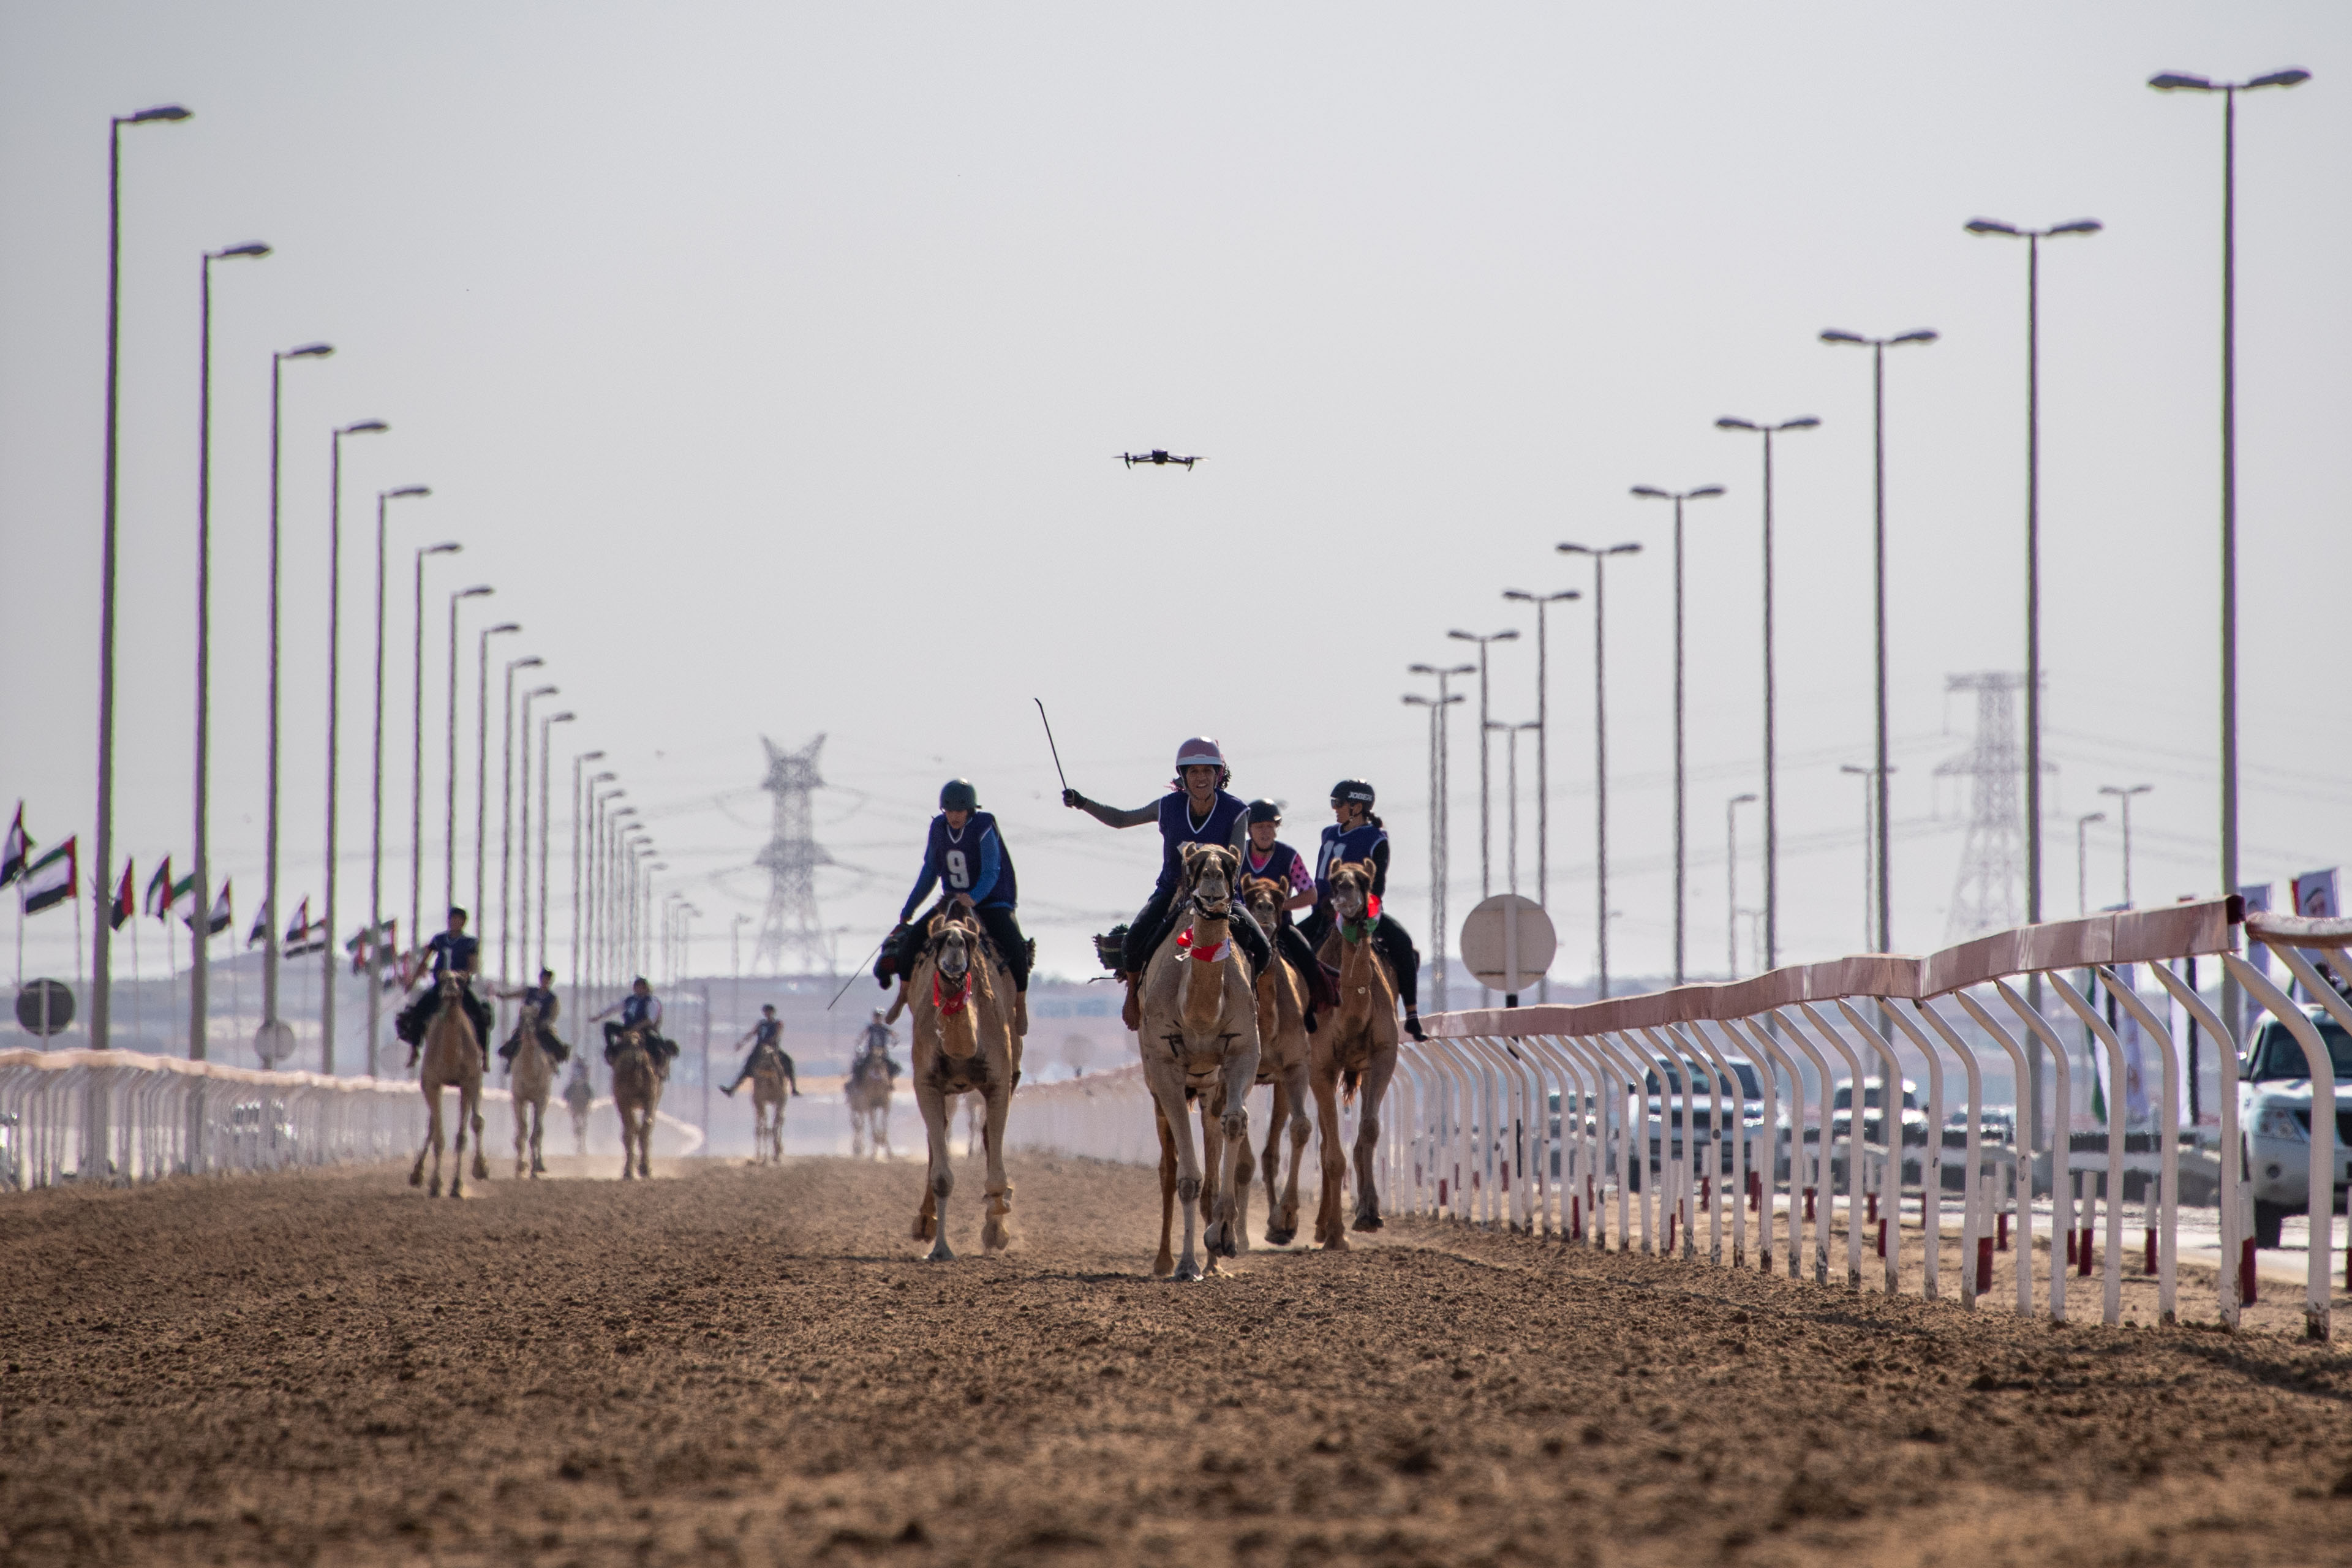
top-left (0, 1047), bottom-right (704, 1190)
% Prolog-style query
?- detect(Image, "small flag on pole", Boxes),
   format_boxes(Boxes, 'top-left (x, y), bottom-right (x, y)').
top-left (170, 873), bottom-right (197, 919)
top-left (146, 857), bottom-right (175, 921)
top-left (285, 899), bottom-right (328, 956)
top-left (23, 838), bottom-right (77, 914)
top-left (191, 880), bottom-right (233, 937)
top-left (247, 901), bottom-right (271, 948)
top-left (1, 804), bottom-right (29, 888)
top-left (110, 859), bottom-right (137, 930)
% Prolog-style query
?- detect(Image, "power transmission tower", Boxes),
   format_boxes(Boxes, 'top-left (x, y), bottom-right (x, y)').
top-left (753, 734), bottom-right (835, 975)
top-left (1937, 673), bottom-right (2036, 941)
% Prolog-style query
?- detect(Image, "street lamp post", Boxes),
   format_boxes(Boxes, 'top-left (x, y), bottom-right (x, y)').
top-left (2149, 64), bottom-right (2311, 1041)
top-left (474, 622), bottom-right (520, 934)
top-left (2076, 811), bottom-right (2106, 918)
top-left (1445, 629), bottom-right (1519, 907)
top-left (1629, 484), bottom-right (1724, 982)
top-left (190, 237), bottom-right (270, 1063)
top-left (92, 102), bottom-right (191, 1055)
top-left (1715, 415), bottom-right (1820, 971)
top-left (499, 655), bottom-right (544, 990)
top-left (262, 342), bottom-right (334, 1052)
top-left (1727, 793), bottom-right (1758, 977)
top-left (2098, 785), bottom-right (2152, 907)
top-left (410, 541), bottom-right (461, 967)
top-left (321, 418), bottom-right (388, 1074)
top-left (1407, 662), bottom-right (1477, 1014)
top-left (443, 585), bottom-right (493, 913)
top-left (571, 758), bottom-right (608, 1035)
top-left (1817, 328), bottom-right (1937, 954)
top-left (517, 684), bottom-right (558, 959)
top-left (1558, 543), bottom-right (1641, 998)
top-left (369, 497), bottom-right (433, 1077)
top-left (538, 712), bottom-right (574, 971)
top-left (1502, 588), bottom-right (1580, 998)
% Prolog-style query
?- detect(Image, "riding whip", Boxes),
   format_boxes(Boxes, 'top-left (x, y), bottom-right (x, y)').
top-left (1034, 698), bottom-right (1072, 795)
top-left (827, 933), bottom-right (891, 1010)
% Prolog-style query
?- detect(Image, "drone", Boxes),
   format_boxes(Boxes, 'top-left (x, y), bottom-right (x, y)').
top-left (1118, 450), bottom-right (1204, 469)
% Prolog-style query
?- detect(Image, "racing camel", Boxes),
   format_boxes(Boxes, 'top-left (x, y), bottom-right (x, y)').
top-left (905, 900), bottom-right (1023, 1259)
top-left (505, 998), bottom-right (556, 1178)
top-left (1136, 843), bottom-right (1262, 1280)
top-left (407, 976), bottom-right (487, 1197)
top-left (1238, 874), bottom-right (1314, 1246)
top-left (846, 1052), bottom-right (896, 1158)
top-left (748, 1042), bottom-right (793, 1165)
top-left (609, 1027), bottom-right (663, 1180)
top-left (1310, 860), bottom-right (1401, 1249)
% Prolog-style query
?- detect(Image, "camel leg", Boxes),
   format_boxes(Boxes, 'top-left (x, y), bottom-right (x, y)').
top-left (1223, 1086), bottom-right (1256, 1259)
top-left (916, 1078), bottom-right (955, 1261)
top-left (1195, 1093), bottom-right (1225, 1270)
top-left (449, 1087), bottom-right (468, 1199)
top-left (636, 1106), bottom-right (654, 1180)
top-left (617, 1103), bottom-right (636, 1179)
top-left (1261, 1075), bottom-right (1288, 1245)
top-left (514, 1095), bottom-right (530, 1178)
top-left (412, 1085), bottom-right (440, 1194)
top-left (850, 1106), bottom-right (865, 1159)
top-left (878, 1099), bottom-right (892, 1161)
top-left (1152, 1101), bottom-right (1177, 1278)
top-left (471, 1092), bottom-right (488, 1182)
top-left (1352, 1052), bottom-right (1396, 1232)
top-left (1271, 1058), bottom-right (1313, 1246)
top-left (1309, 1058), bottom-right (1349, 1251)
top-left (1207, 1043), bottom-right (1259, 1261)
top-left (530, 1100), bottom-right (546, 1176)
top-left (979, 1080), bottom-right (1016, 1255)
top-left (1146, 1069), bottom-right (1204, 1280)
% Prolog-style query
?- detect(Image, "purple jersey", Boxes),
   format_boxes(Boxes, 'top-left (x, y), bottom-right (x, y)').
top-left (1153, 789), bottom-right (1250, 895)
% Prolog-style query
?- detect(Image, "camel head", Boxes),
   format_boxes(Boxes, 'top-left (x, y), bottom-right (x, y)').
top-left (1240, 875), bottom-right (1285, 932)
top-left (926, 907), bottom-right (986, 1060)
top-left (1328, 860), bottom-right (1376, 926)
top-left (1179, 842), bottom-right (1238, 919)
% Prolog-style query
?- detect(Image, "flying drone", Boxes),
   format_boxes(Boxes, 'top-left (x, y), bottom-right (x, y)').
top-left (1118, 450), bottom-right (1203, 469)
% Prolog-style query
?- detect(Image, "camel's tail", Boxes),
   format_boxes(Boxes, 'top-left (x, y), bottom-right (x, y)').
top-left (1341, 1067), bottom-right (1362, 1106)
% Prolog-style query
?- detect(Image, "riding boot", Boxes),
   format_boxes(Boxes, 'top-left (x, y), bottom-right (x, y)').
top-left (1014, 992), bottom-right (1030, 1037)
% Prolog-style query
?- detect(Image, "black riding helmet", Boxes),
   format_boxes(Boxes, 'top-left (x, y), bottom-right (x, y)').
top-left (1330, 778), bottom-right (1376, 807)
top-left (1246, 799), bottom-right (1283, 825)
top-left (940, 778), bottom-right (979, 812)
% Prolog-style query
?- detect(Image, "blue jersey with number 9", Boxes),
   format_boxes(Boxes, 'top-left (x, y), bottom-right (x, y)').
top-left (900, 810), bottom-right (1017, 921)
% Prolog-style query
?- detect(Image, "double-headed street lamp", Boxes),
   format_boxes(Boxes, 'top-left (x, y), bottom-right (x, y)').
top-left (474, 622), bottom-right (521, 929)
top-left (518, 683), bottom-right (559, 952)
top-left (189, 237), bottom-right (271, 1062)
top-left (1818, 328), bottom-right (1936, 954)
top-left (1501, 589), bottom-right (1580, 982)
top-left (321, 417), bottom-right (388, 1074)
top-left (2149, 64), bottom-right (2310, 1038)
top-left (1558, 543), bottom-right (1640, 997)
top-left (2098, 784), bottom-right (2153, 908)
top-left (499, 654), bottom-right (545, 987)
top-left (410, 540), bottom-right (461, 958)
top-left (1629, 484), bottom-right (1722, 983)
top-left (92, 102), bottom-right (190, 1055)
top-left (262, 341), bottom-right (334, 1052)
top-left (1715, 415), bottom-right (1819, 971)
top-left (1445, 628), bottom-right (1519, 906)
top-left (1403, 676), bottom-right (1467, 1012)
top-left (368, 494), bottom-right (432, 1076)
top-left (444, 585), bottom-right (494, 911)
top-left (539, 711), bottom-right (575, 971)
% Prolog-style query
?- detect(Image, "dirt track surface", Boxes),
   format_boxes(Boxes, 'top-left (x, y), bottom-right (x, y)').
top-left (5, 1155), bottom-right (2351, 1567)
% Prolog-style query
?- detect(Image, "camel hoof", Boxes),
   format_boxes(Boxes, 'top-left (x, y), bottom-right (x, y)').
top-left (1152, 1254), bottom-right (1175, 1279)
top-left (1172, 1258), bottom-right (1203, 1282)
top-left (1265, 1226), bottom-right (1297, 1247)
top-left (473, 1157), bottom-right (489, 1180)
top-left (449, 1180), bottom-right (463, 1199)
top-left (409, 1169), bottom-right (423, 1188)
top-left (925, 1240), bottom-right (957, 1263)
top-left (1321, 1235), bottom-right (1352, 1253)
top-left (981, 1218), bottom-right (1012, 1254)
top-left (1353, 1213), bottom-right (1384, 1234)
top-left (428, 1177), bottom-right (442, 1197)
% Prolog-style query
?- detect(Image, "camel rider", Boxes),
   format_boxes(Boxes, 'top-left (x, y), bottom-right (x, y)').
top-left (1241, 799), bottom-right (1339, 1030)
top-left (494, 967), bottom-right (571, 1068)
top-left (721, 1005), bottom-right (799, 1098)
top-left (851, 1025), bottom-right (902, 1085)
top-left (593, 977), bottom-right (680, 1066)
top-left (861, 1009), bottom-right (899, 1071)
top-left (1064, 737), bottom-right (1273, 1011)
top-left (881, 778), bottom-right (1033, 1034)
top-left (562, 1060), bottom-right (594, 1118)
top-left (1297, 779), bottom-right (1427, 1041)
top-left (397, 907), bottom-right (497, 1068)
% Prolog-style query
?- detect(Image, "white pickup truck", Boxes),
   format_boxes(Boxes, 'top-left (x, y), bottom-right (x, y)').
top-left (2239, 1003), bottom-right (2352, 1248)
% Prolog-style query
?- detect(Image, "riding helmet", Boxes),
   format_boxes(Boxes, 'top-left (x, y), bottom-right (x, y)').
top-left (1246, 798), bottom-right (1283, 825)
top-left (1172, 736), bottom-right (1231, 788)
top-left (939, 778), bottom-right (979, 812)
top-left (1331, 778), bottom-right (1376, 806)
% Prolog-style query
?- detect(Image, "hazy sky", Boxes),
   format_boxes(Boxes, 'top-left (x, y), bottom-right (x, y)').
top-left (3, 2), bottom-right (2346, 993)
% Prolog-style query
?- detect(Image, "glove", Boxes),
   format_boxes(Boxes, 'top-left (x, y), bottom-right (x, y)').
top-left (1062, 788), bottom-right (1085, 809)
top-left (1367, 894), bottom-right (1382, 921)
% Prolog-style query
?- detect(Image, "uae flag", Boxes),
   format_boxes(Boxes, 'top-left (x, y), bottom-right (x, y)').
top-left (168, 873), bottom-right (198, 922)
top-left (145, 858), bottom-right (175, 921)
top-left (23, 837), bottom-right (77, 915)
top-left (285, 899), bottom-right (328, 956)
top-left (247, 900), bottom-right (271, 948)
top-left (109, 859), bottom-right (137, 930)
top-left (1, 804), bottom-right (28, 888)
top-left (190, 880), bottom-right (233, 937)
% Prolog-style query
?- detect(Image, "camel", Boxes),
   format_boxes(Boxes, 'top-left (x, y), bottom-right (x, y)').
top-left (506, 1001), bottom-right (556, 1178)
top-left (1238, 875), bottom-right (1315, 1246)
top-left (1309, 861), bottom-right (1401, 1249)
top-left (748, 1046), bottom-right (790, 1165)
top-left (609, 1027), bottom-right (663, 1180)
top-left (408, 977), bottom-right (487, 1197)
top-left (563, 1064), bottom-right (594, 1155)
top-left (846, 1057), bottom-right (895, 1158)
top-left (1136, 843), bottom-right (1262, 1280)
top-left (905, 900), bottom-right (1023, 1260)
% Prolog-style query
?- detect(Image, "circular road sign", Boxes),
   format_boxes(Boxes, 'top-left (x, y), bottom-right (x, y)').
top-left (253, 1020), bottom-right (297, 1068)
top-left (15, 979), bottom-right (77, 1036)
top-left (1459, 894), bottom-right (1557, 993)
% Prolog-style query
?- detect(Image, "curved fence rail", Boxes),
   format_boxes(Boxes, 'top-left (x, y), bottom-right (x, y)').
top-left (0, 1047), bottom-right (704, 1190)
top-left (1008, 898), bottom-right (2350, 1343)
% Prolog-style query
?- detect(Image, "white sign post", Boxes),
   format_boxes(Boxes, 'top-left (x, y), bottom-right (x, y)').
top-left (1460, 894), bottom-right (1558, 1004)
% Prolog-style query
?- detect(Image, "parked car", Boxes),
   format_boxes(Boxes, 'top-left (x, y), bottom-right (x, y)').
top-left (2239, 1005), bottom-right (2352, 1248)
top-left (1642, 1057), bottom-right (1768, 1175)
top-left (1826, 1077), bottom-right (1929, 1147)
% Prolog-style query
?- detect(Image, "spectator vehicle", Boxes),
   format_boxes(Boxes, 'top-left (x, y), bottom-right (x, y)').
top-left (2239, 1004), bottom-right (2352, 1248)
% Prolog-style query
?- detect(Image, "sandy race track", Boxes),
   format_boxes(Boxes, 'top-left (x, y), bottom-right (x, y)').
top-left (4, 1153), bottom-right (2351, 1567)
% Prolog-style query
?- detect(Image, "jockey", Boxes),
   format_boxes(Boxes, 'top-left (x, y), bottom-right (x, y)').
top-left (1241, 799), bottom-right (1338, 1030)
top-left (852, 1023), bottom-right (902, 1084)
top-left (494, 966), bottom-right (570, 1068)
top-left (396, 907), bottom-right (496, 1068)
top-left (592, 977), bottom-right (680, 1066)
top-left (721, 1004), bottom-right (798, 1098)
top-left (881, 778), bottom-right (1033, 1035)
top-left (1297, 779), bottom-right (1427, 1041)
top-left (1065, 736), bottom-right (1273, 1004)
